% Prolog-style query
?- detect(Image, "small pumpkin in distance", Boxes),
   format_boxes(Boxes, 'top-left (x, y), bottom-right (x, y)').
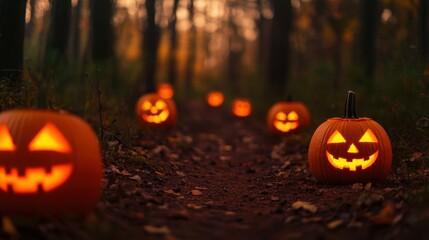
top-left (0, 109), bottom-right (102, 215)
top-left (157, 83), bottom-right (174, 99)
top-left (136, 93), bottom-right (177, 129)
top-left (266, 100), bottom-right (310, 135)
top-left (231, 98), bottom-right (252, 118)
top-left (308, 91), bottom-right (392, 184)
top-left (207, 91), bottom-right (224, 107)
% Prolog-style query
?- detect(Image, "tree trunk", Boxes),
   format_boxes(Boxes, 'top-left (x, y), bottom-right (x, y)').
top-left (184, 0), bottom-right (196, 92)
top-left (71, 0), bottom-right (82, 61)
top-left (25, 0), bottom-right (36, 38)
top-left (46, 0), bottom-right (72, 58)
top-left (168, 0), bottom-right (180, 87)
top-left (91, 0), bottom-right (114, 60)
top-left (360, 0), bottom-right (379, 86)
top-left (0, 0), bottom-right (27, 88)
top-left (268, 0), bottom-right (291, 100)
top-left (140, 0), bottom-right (160, 94)
top-left (421, 0), bottom-right (429, 61)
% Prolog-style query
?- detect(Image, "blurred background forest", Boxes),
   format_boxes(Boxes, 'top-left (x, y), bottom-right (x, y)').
top-left (0, 0), bottom-right (428, 131)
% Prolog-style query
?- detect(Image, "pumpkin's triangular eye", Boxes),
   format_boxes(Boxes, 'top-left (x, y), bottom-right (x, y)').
top-left (29, 123), bottom-right (71, 153)
top-left (0, 125), bottom-right (16, 151)
top-left (327, 130), bottom-right (346, 143)
top-left (287, 111), bottom-right (299, 121)
top-left (359, 129), bottom-right (378, 143)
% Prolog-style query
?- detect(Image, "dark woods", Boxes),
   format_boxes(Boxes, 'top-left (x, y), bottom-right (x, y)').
top-left (0, 0), bottom-right (428, 120)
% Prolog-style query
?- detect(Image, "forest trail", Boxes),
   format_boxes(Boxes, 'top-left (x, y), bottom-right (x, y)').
top-left (4, 100), bottom-right (429, 240)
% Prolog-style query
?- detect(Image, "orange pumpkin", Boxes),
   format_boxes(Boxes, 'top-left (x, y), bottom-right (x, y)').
top-left (231, 98), bottom-right (252, 118)
top-left (207, 91), bottom-right (224, 107)
top-left (308, 91), bottom-right (392, 184)
top-left (0, 110), bottom-right (102, 215)
top-left (157, 83), bottom-right (174, 99)
top-left (266, 101), bottom-right (310, 135)
top-left (136, 93), bottom-right (177, 129)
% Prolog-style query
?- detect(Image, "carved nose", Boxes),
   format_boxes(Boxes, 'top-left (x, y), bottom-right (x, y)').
top-left (150, 107), bottom-right (158, 114)
top-left (347, 143), bottom-right (359, 153)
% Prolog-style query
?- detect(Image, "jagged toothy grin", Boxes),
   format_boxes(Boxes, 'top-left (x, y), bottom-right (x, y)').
top-left (326, 151), bottom-right (378, 171)
top-left (0, 164), bottom-right (73, 193)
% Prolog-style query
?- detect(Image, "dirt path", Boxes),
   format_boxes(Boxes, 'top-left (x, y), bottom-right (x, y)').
top-left (3, 100), bottom-right (429, 239)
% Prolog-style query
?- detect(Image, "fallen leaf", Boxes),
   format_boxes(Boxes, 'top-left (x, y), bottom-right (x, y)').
top-left (110, 165), bottom-right (120, 174)
top-left (187, 204), bottom-right (203, 210)
top-left (129, 175), bottom-right (142, 181)
top-left (176, 171), bottom-right (186, 177)
top-left (327, 219), bottom-right (344, 230)
top-left (271, 196), bottom-right (280, 202)
top-left (191, 190), bottom-right (203, 196)
top-left (194, 187), bottom-right (207, 190)
top-left (225, 211), bottom-right (236, 216)
top-left (367, 201), bottom-right (395, 225)
top-left (364, 182), bottom-right (372, 190)
top-left (292, 201), bottom-right (317, 214)
top-left (164, 189), bottom-right (182, 197)
top-left (2, 217), bottom-right (17, 237)
top-left (144, 225), bottom-right (171, 235)
top-left (121, 170), bottom-right (131, 176)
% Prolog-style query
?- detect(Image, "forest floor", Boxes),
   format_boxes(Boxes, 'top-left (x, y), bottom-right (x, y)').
top-left (2, 99), bottom-right (429, 240)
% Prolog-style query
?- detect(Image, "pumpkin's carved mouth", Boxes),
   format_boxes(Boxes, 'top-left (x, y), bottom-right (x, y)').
top-left (326, 151), bottom-right (378, 171)
top-left (0, 164), bottom-right (73, 193)
top-left (142, 109), bottom-right (169, 124)
top-left (274, 121), bottom-right (298, 132)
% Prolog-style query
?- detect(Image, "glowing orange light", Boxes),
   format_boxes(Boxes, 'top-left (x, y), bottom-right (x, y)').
top-left (327, 130), bottom-right (346, 143)
top-left (0, 125), bottom-right (16, 151)
top-left (157, 83), bottom-right (174, 99)
top-left (232, 99), bottom-right (252, 117)
top-left (359, 129), bottom-right (378, 143)
top-left (207, 91), bottom-right (224, 107)
top-left (0, 164), bottom-right (73, 193)
top-left (29, 123), bottom-right (71, 153)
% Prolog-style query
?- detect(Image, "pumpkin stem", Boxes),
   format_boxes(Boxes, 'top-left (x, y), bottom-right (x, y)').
top-left (343, 91), bottom-right (358, 118)
top-left (286, 94), bottom-right (293, 102)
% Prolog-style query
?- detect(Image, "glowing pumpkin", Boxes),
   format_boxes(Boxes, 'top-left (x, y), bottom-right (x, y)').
top-left (207, 91), bottom-right (224, 107)
top-left (157, 83), bottom-right (174, 99)
top-left (0, 109), bottom-right (102, 215)
top-left (308, 91), bottom-right (392, 184)
top-left (136, 93), bottom-right (177, 129)
top-left (231, 98), bottom-right (252, 118)
top-left (266, 101), bottom-right (310, 135)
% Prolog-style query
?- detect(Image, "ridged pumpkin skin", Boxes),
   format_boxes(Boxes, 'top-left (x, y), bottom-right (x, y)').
top-left (308, 118), bottom-right (392, 184)
top-left (266, 101), bottom-right (311, 135)
top-left (308, 91), bottom-right (392, 184)
top-left (136, 93), bottom-right (177, 129)
top-left (0, 110), bottom-right (102, 215)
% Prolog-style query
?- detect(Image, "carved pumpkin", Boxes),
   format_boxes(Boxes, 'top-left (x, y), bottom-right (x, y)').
top-left (266, 101), bottom-right (310, 135)
top-left (207, 91), bottom-right (224, 107)
top-left (0, 109), bottom-right (102, 215)
top-left (308, 91), bottom-right (392, 184)
top-left (231, 98), bottom-right (252, 118)
top-left (157, 83), bottom-right (174, 99)
top-left (136, 93), bottom-right (177, 129)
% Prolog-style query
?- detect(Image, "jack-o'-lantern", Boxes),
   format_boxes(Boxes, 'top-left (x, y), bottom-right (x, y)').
top-left (207, 91), bottom-right (224, 107)
top-left (308, 91), bottom-right (392, 184)
top-left (136, 93), bottom-right (177, 129)
top-left (266, 101), bottom-right (310, 135)
top-left (157, 83), bottom-right (174, 99)
top-left (232, 98), bottom-right (252, 118)
top-left (0, 109), bottom-right (102, 215)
